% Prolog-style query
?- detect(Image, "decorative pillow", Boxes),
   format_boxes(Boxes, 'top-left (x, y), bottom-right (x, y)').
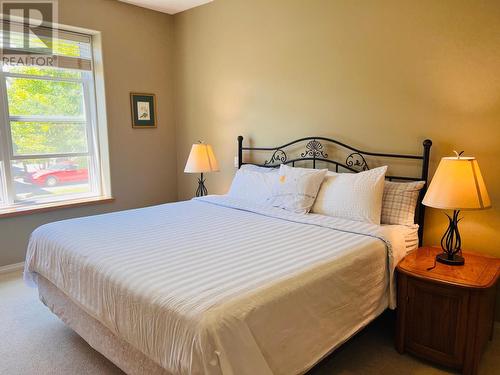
top-left (269, 164), bottom-right (327, 214)
top-left (227, 165), bottom-right (278, 204)
top-left (311, 166), bottom-right (388, 224)
top-left (381, 181), bottom-right (425, 226)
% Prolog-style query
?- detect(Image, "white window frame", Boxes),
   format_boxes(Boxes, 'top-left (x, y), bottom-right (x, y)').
top-left (0, 23), bottom-right (111, 214)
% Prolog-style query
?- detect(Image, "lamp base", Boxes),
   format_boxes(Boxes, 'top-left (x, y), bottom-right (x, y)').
top-left (436, 252), bottom-right (465, 266)
top-left (195, 173), bottom-right (208, 197)
top-left (437, 209), bottom-right (465, 266)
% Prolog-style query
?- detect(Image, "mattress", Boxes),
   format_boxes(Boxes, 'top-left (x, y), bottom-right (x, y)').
top-left (25, 195), bottom-right (408, 375)
top-left (38, 275), bottom-right (170, 375)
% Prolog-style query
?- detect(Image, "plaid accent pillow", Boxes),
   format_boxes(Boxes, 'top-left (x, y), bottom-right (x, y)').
top-left (381, 181), bottom-right (425, 226)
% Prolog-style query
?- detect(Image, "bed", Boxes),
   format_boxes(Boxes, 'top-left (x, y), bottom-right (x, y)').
top-left (25, 136), bottom-right (432, 375)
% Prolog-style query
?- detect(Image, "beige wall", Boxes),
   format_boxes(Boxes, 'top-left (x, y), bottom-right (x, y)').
top-left (174, 0), bottom-right (500, 256)
top-left (0, 0), bottom-right (177, 266)
top-left (173, 0), bottom-right (500, 319)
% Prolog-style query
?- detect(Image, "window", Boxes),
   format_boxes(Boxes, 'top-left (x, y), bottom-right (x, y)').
top-left (0, 24), bottom-right (110, 213)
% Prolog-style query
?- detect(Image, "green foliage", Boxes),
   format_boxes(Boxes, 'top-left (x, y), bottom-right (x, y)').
top-left (6, 76), bottom-right (84, 117)
top-left (10, 122), bottom-right (87, 156)
top-left (5, 65), bottom-right (88, 162)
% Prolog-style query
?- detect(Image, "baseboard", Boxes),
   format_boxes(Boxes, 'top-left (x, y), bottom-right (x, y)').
top-left (0, 262), bottom-right (24, 275)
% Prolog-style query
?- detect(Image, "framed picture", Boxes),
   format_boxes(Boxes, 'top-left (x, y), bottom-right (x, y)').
top-left (130, 93), bottom-right (157, 128)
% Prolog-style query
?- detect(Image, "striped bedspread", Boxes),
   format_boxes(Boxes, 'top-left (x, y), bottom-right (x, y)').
top-left (25, 195), bottom-right (407, 375)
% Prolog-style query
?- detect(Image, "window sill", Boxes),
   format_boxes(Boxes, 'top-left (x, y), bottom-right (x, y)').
top-left (0, 196), bottom-right (115, 218)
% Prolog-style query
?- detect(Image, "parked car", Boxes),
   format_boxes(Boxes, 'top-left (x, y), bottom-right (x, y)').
top-left (29, 163), bottom-right (88, 187)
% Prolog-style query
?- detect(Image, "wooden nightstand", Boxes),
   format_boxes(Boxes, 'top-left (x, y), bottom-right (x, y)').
top-left (396, 246), bottom-right (500, 375)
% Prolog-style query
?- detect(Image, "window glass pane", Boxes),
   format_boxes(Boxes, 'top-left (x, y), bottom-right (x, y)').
top-left (0, 28), bottom-right (91, 58)
top-left (0, 28), bottom-right (105, 210)
top-left (12, 157), bottom-right (92, 202)
top-left (6, 77), bottom-right (85, 117)
top-left (2, 65), bottom-right (82, 79)
top-left (53, 38), bottom-right (91, 58)
top-left (10, 122), bottom-right (88, 156)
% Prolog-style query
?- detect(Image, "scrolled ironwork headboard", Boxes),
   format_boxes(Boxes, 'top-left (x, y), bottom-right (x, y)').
top-left (237, 135), bottom-right (432, 245)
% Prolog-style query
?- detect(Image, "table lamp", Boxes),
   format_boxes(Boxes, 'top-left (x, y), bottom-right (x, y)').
top-left (422, 151), bottom-right (491, 265)
top-left (184, 142), bottom-right (219, 197)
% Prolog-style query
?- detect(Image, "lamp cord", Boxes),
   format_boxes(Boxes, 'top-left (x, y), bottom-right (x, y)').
top-left (427, 257), bottom-right (437, 271)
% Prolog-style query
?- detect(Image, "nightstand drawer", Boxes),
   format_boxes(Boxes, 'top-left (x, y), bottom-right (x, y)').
top-left (405, 277), bottom-right (469, 368)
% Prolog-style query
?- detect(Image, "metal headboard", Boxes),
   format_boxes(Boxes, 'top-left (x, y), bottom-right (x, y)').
top-left (237, 135), bottom-right (432, 245)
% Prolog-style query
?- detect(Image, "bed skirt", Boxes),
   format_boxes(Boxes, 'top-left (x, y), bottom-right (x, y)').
top-left (37, 276), bottom-right (171, 375)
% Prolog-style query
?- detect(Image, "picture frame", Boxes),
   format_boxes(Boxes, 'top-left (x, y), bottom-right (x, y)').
top-left (130, 93), bottom-right (157, 128)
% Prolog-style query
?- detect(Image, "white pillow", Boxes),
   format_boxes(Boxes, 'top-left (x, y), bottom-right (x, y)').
top-left (227, 165), bottom-right (278, 204)
top-left (238, 164), bottom-right (278, 173)
top-left (311, 166), bottom-right (388, 224)
top-left (269, 164), bottom-right (327, 214)
top-left (381, 180), bottom-right (425, 226)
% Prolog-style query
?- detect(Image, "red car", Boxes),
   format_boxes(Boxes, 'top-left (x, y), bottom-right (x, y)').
top-left (29, 163), bottom-right (88, 187)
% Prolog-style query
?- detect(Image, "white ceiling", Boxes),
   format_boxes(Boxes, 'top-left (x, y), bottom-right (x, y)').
top-left (119, 0), bottom-right (213, 15)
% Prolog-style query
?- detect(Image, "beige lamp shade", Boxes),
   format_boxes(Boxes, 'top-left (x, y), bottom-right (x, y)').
top-left (184, 143), bottom-right (219, 173)
top-left (422, 155), bottom-right (491, 210)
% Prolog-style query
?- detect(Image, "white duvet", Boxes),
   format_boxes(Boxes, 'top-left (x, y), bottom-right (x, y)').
top-left (25, 195), bottom-right (407, 375)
